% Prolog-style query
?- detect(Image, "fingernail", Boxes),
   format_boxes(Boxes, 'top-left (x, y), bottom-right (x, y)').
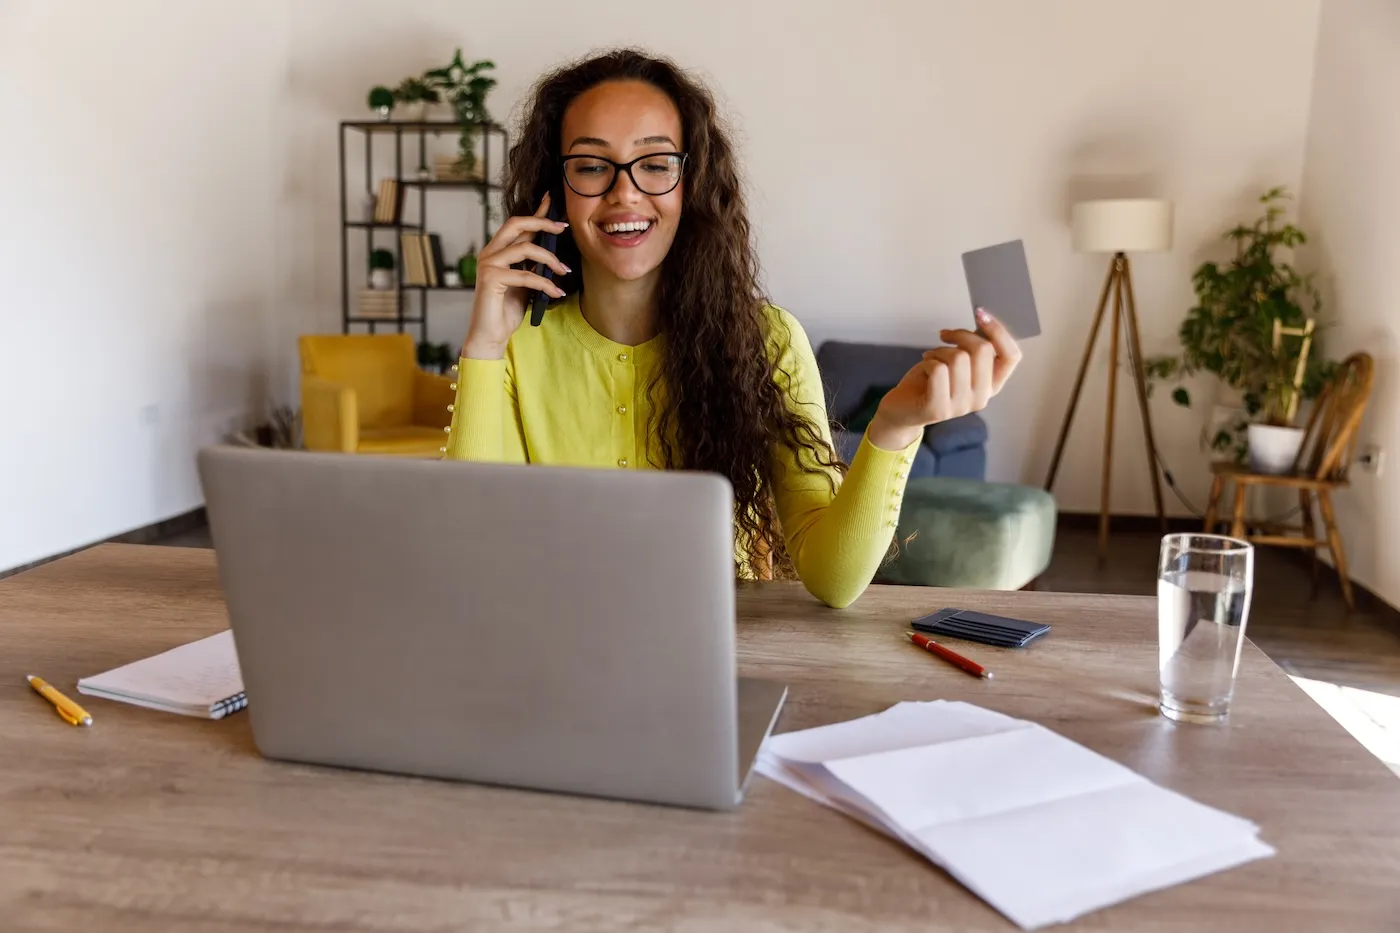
top-left (561, 264), bottom-right (572, 273)
top-left (975, 307), bottom-right (992, 324)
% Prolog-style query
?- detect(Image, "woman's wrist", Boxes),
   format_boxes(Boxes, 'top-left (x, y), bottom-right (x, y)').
top-left (866, 410), bottom-right (924, 452)
top-left (460, 335), bottom-right (508, 360)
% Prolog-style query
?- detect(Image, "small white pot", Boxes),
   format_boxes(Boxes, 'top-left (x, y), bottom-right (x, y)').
top-left (369, 268), bottom-right (394, 290)
top-left (1247, 423), bottom-right (1305, 474)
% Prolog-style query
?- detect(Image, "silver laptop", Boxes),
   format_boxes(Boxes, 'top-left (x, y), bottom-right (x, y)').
top-left (196, 446), bottom-right (786, 810)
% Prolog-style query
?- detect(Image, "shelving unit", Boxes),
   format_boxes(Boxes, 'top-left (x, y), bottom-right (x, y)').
top-left (338, 119), bottom-right (507, 335)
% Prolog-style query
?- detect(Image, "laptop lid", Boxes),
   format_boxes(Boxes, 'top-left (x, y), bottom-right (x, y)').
top-left (197, 446), bottom-right (762, 810)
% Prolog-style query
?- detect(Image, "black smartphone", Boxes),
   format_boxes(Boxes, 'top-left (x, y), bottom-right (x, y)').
top-left (529, 196), bottom-right (567, 327)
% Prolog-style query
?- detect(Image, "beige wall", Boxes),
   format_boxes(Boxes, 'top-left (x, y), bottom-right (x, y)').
top-left (275, 0), bottom-right (1322, 518)
top-left (0, 2), bottom-right (285, 572)
top-left (1297, 0), bottom-right (1400, 607)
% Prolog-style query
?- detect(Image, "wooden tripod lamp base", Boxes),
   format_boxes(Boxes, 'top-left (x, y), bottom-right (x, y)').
top-left (1045, 199), bottom-right (1174, 560)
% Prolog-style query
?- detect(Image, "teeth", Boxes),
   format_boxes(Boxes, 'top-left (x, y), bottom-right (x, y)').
top-left (603, 220), bottom-right (652, 233)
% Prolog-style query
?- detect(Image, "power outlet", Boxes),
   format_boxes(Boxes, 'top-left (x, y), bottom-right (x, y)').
top-left (1358, 443), bottom-right (1384, 476)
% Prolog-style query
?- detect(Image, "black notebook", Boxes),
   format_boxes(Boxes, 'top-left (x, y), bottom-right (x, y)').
top-left (911, 608), bottom-right (1050, 649)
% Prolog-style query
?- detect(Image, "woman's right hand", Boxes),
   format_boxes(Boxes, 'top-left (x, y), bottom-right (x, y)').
top-left (461, 193), bottom-right (571, 360)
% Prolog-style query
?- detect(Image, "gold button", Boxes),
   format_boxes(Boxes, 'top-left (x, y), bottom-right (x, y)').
top-left (450, 383), bottom-right (457, 391)
top-left (450, 364), bottom-right (459, 372)
top-left (618, 458), bottom-right (628, 468)
top-left (447, 404), bottom-right (454, 413)
top-left (439, 446), bottom-right (446, 453)
top-left (618, 352), bottom-right (629, 363)
top-left (617, 405), bottom-right (627, 415)
top-left (443, 426), bottom-right (451, 433)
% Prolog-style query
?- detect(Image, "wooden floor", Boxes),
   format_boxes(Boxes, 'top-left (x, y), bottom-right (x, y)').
top-left (150, 520), bottom-right (1400, 698)
top-left (1040, 523), bottom-right (1400, 698)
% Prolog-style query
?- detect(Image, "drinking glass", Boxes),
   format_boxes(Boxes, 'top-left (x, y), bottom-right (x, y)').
top-left (1157, 534), bottom-right (1254, 724)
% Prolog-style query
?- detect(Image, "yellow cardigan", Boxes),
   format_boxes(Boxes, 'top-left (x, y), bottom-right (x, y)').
top-left (443, 296), bottom-right (917, 607)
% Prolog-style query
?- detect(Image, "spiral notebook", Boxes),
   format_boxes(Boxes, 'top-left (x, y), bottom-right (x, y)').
top-left (77, 630), bottom-right (247, 719)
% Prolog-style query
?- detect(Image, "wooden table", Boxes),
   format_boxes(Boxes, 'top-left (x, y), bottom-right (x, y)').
top-left (4, 545), bottom-right (1399, 932)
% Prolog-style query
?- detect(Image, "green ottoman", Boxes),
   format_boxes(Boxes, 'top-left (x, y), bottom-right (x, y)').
top-left (879, 477), bottom-right (1056, 590)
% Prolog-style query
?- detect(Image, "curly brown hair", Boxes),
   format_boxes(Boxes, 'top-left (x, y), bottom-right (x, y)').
top-left (502, 48), bottom-right (846, 578)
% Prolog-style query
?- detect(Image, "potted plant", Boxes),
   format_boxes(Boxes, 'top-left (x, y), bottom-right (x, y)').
top-left (425, 50), bottom-right (497, 177)
top-left (367, 85), bottom-right (395, 121)
top-left (416, 340), bottom-right (454, 374)
top-left (1146, 187), bottom-right (1335, 473)
top-left (369, 249), bottom-right (396, 290)
top-left (394, 76), bottom-right (439, 121)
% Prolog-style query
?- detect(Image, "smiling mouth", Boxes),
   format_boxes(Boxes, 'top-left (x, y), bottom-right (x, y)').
top-left (598, 219), bottom-right (655, 242)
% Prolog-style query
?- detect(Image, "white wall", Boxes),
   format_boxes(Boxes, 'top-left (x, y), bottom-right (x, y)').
top-left (0, 2), bottom-right (286, 572)
top-left (276, 0), bottom-right (1322, 518)
top-left (1297, 0), bottom-right (1400, 608)
top-left (2, 0), bottom-right (1331, 573)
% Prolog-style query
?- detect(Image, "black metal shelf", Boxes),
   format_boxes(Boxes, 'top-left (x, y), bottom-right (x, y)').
top-left (402, 179), bottom-right (502, 192)
top-left (339, 117), bottom-right (505, 337)
top-left (342, 119), bottom-right (505, 134)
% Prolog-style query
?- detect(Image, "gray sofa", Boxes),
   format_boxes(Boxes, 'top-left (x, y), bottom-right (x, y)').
top-left (814, 340), bottom-right (988, 480)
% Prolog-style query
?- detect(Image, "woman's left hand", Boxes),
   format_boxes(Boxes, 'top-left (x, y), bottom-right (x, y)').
top-left (867, 308), bottom-right (1022, 451)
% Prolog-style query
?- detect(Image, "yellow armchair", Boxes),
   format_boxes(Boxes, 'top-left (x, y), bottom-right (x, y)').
top-left (298, 334), bottom-right (455, 457)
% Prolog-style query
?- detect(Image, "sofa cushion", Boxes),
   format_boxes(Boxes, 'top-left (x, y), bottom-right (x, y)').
top-left (814, 341), bottom-right (926, 422)
top-left (924, 412), bottom-right (989, 455)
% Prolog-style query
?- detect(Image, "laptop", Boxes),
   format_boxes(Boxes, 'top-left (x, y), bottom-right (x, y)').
top-left (196, 446), bottom-right (787, 811)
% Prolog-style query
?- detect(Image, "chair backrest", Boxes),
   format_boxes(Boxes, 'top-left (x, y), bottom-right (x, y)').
top-left (1295, 352), bottom-right (1375, 481)
top-left (299, 334), bottom-right (417, 429)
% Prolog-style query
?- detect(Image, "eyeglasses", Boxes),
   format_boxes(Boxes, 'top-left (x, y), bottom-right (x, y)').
top-left (561, 152), bottom-right (687, 197)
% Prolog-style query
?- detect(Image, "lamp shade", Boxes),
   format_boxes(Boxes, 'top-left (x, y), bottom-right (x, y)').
top-left (1071, 198), bottom-right (1174, 253)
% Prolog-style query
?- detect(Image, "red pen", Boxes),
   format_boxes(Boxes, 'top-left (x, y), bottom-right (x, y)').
top-left (906, 631), bottom-right (994, 680)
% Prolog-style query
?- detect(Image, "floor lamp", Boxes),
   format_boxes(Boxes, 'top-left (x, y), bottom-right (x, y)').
top-left (1044, 198), bottom-right (1173, 559)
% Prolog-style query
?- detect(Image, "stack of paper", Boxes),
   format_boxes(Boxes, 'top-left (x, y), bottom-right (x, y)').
top-left (757, 701), bottom-right (1273, 930)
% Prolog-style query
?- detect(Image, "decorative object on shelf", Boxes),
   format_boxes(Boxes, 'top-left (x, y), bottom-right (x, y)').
top-left (359, 188), bottom-right (377, 223)
top-left (458, 245), bottom-right (478, 287)
top-left (367, 86), bottom-right (395, 121)
top-left (1145, 187), bottom-right (1335, 470)
top-left (443, 269), bottom-right (462, 288)
top-left (432, 152), bottom-right (480, 182)
top-left (424, 49), bottom-right (497, 175)
top-left (393, 76), bottom-right (439, 121)
top-left (1045, 197), bottom-right (1174, 559)
top-left (368, 249), bottom-right (396, 290)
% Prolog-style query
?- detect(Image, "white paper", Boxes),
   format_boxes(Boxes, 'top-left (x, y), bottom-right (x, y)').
top-left (757, 702), bottom-right (1274, 930)
top-left (77, 630), bottom-right (243, 718)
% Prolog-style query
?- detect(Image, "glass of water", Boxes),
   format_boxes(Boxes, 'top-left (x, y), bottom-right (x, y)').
top-left (1157, 533), bottom-right (1254, 724)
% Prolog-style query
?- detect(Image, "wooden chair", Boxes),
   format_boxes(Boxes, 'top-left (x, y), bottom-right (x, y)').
top-left (1203, 352), bottom-right (1375, 609)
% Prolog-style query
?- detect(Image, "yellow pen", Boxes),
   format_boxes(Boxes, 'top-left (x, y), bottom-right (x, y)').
top-left (27, 674), bottom-right (92, 726)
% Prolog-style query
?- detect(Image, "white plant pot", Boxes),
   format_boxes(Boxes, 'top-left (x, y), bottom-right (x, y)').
top-left (369, 268), bottom-right (394, 290)
top-left (1247, 423), bottom-right (1305, 475)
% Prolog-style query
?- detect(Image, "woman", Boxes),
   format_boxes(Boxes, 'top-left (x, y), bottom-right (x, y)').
top-left (444, 48), bottom-right (1020, 608)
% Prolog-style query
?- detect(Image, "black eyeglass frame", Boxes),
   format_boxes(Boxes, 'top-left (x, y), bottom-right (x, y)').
top-left (559, 152), bottom-right (688, 197)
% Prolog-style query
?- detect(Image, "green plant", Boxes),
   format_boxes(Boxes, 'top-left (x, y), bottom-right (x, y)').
top-left (367, 85), bottom-right (395, 113)
top-left (424, 49), bottom-right (497, 174)
top-left (394, 76), bottom-right (439, 107)
top-left (416, 340), bottom-right (454, 373)
top-left (369, 248), bottom-right (395, 271)
top-left (1146, 187), bottom-right (1335, 456)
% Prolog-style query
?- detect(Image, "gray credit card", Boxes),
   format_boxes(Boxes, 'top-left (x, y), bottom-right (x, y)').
top-left (961, 239), bottom-right (1041, 339)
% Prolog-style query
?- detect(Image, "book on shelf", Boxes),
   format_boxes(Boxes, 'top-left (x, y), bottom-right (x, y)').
top-left (426, 234), bottom-right (447, 286)
top-left (400, 232), bottom-right (426, 285)
top-left (357, 289), bottom-right (400, 318)
top-left (374, 178), bottom-right (402, 224)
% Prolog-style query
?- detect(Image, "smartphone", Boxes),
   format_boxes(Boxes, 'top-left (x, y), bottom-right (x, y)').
top-left (529, 195), bottom-right (567, 327)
